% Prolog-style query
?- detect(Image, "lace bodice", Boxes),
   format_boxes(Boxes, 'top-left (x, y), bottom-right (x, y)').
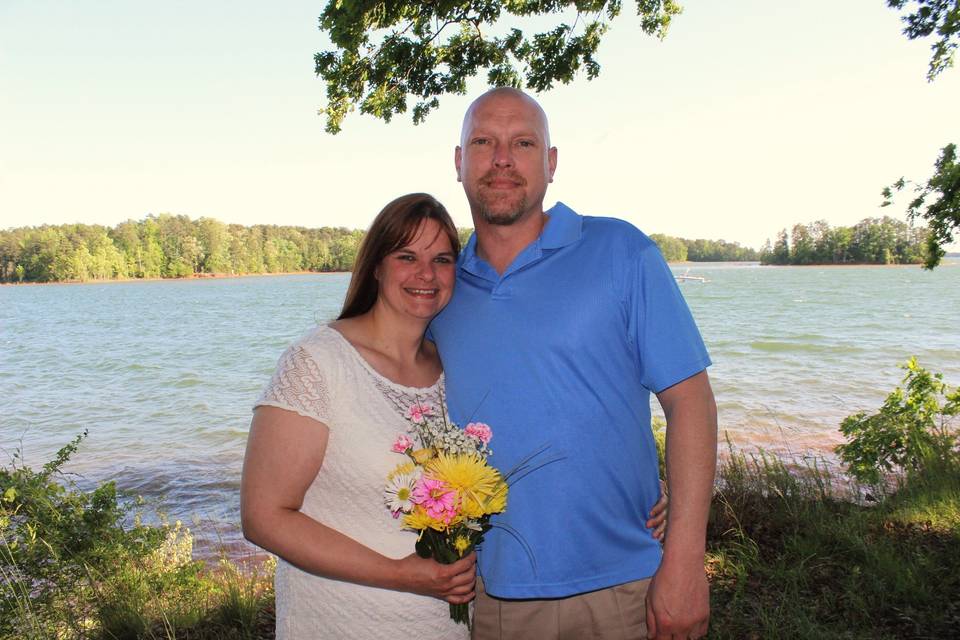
top-left (258, 328), bottom-right (444, 425)
top-left (254, 325), bottom-right (463, 640)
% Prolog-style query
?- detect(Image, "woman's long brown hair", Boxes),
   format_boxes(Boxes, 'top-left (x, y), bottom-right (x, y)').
top-left (337, 193), bottom-right (461, 320)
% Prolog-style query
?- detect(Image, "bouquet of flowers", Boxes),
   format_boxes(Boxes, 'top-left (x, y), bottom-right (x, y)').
top-left (384, 401), bottom-right (507, 627)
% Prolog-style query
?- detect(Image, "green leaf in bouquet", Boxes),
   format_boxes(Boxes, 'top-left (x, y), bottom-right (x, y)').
top-left (415, 534), bottom-right (433, 559)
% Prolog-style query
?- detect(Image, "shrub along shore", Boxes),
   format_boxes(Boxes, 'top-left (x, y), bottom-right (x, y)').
top-left (2, 360), bottom-right (958, 639)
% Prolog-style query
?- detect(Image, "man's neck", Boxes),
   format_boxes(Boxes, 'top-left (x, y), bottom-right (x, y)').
top-left (474, 207), bottom-right (549, 275)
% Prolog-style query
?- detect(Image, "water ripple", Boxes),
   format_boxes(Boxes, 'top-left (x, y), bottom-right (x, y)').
top-left (3, 268), bottom-right (960, 531)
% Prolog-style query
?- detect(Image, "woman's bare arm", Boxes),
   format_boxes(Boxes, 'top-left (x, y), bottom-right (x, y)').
top-left (240, 405), bottom-right (475, 604)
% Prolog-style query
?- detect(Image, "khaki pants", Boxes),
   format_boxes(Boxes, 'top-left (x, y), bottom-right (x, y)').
top-left (471, 578), bottom-right (651, 640)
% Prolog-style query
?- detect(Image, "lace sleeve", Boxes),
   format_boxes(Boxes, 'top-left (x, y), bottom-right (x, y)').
top-left (254, 345), bottom-right (332, 426)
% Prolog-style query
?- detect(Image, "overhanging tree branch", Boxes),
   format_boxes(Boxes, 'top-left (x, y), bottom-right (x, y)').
top-left (883, 143), bottom-right (960, 269)
top-left (887, 0), bottom-right (960, 80)
top-left (314, 0), bottom-right (682, 133)
top-left (883, 1), bottom-right (959, 268)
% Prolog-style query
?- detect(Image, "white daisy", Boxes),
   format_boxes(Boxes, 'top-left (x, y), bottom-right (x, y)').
top-left (384, 468), bottom-right (420, 515)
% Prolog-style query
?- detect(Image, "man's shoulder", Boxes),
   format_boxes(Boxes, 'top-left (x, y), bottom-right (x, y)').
top-left (554, 204), bottom-right (649, 240)
top-left (577, 213), bottom-right (658, 255)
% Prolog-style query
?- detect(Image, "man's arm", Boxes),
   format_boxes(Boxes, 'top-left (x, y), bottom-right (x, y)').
top-left (646, 369), bottom-right (718, 639)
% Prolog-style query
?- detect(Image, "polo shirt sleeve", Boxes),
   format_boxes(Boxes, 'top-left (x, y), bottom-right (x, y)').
top-left (629, 240), bottom-right (712, 393)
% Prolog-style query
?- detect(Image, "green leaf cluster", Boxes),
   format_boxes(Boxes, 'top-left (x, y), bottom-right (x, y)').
top-left (314, 1), bottom-right (682, 132)
top-left (1, 433), bottom-right (277, 638)
top-left (888, 0), bottom-right (960, 80)
top-left (835, 358), bottom-right (960, 486)
top-left (884, 2), bottom-right (959, 269)
top-left (882, 143), bottom-right (960, 269)
top-left (1, 432), bottom-right (168, 637)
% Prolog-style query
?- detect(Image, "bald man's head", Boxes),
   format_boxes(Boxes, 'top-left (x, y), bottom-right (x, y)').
top-left (454, 87), bottom-right (558, 227)
top-left (459, 87), bottom-right (551, 148)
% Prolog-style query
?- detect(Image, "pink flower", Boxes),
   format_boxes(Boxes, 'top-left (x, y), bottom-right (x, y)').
top-left (391, 434), bottom-right (414, 453)
top-left (411, 477), bottom-right (458, 524)
top-left (406, 403), bottom-right (434, 422)
top-left (465, 422), bottom-right (493, 444)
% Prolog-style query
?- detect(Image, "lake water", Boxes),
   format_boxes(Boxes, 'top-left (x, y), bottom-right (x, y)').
top-left (2, 263), bottom-right (958, 555)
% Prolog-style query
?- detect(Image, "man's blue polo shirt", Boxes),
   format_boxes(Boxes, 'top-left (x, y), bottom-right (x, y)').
top-left (429, 202), bottom-right (711, 599)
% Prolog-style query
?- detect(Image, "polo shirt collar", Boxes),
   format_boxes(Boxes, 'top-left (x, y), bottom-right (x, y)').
top-left (540, 201), bottom-right (582, 249)
top-left (459, 201), bottom-right (582, 279)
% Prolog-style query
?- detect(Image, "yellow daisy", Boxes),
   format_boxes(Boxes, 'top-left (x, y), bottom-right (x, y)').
top-left (453, 534), bottom-right (472, 557)
top-left (387, 461), bottom-right (417, 481)
top-left (426, 452), bottom-right (508, 518)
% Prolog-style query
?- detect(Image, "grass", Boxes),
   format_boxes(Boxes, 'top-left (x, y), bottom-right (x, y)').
top-left (88, 553), bottom-right (275, 640)
top-left (1, 547), bottom-right (276, 640)
top-left (4, 403), bottom-right (957, 638)
top-left (705, 446), bottom-right (960, 639)
top-left (4, 455), bottom-right (958, 640)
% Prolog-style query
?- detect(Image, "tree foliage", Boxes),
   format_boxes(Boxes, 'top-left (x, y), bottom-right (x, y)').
top-left (759, 216), bottom-right (928, 265)
top-left (314, 0), bottom-right (682, 132)
top-left (650, 234), bottom-right (759, 262)
top-left (650, 233), bottom-right (688, 261)
top-left (836, 358), bottom-right (960, 486)
top-left (685, 238), bottom-right (757, 261)
top-left (884, 1), bottom-right (959, 268)
top-left (883, 143), bottom-right (960, 269)
top-left (1, 215), bottom-right (765, 282)
top-left (0, 215), bottom-right (367, 283)
top-left (888, 0), bottom-right (960, 80)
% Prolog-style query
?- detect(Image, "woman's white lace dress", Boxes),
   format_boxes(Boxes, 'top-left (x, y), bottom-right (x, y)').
top-left (254, 325), bottom-right (467, 640)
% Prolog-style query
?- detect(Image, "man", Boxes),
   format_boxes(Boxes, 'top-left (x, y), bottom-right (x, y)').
top-left (429, 87), bottom-right (718, 640)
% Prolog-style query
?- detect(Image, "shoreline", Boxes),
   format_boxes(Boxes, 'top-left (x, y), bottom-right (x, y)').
top-left (754, 262), bottom-right (956, 268)
top-left (668, 260), bottom-right (957, 268)
top-left (7, 261), bottom-right (957, 286)
top-left (0, 270), bottom-right (350, 287)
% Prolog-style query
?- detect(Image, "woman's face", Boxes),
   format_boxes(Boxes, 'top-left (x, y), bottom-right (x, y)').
top-left (375, 218), bottom-right (456, 321)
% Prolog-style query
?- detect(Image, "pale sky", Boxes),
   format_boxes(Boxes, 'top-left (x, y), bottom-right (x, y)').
top-left (1, 0), bottom-right (958, 250)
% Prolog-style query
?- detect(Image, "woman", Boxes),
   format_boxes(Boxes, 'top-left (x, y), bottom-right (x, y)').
top-left (241, 193), bottom-right (667, 639)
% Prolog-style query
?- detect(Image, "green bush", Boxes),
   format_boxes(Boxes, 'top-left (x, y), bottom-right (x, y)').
top-left (1, 432), bottom-right (276, 639)
top-left (1, 431), bottom-right (167, 638)
top-left (836, 358), bottom-right (960, 486)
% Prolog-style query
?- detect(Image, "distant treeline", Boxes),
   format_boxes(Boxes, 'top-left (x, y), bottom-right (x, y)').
top-left (0, 215), bottom-right (479, 283)
top-left (759, 217), bottom-right (929, 266)
top-left (649, 235), bottom-right (759, 262)
top-left (5, 213), bottom-right (922, 284)
top-left (0, 214), bottom-right (762, 283)
top-left (0, 215), bottom-right (373, 283)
